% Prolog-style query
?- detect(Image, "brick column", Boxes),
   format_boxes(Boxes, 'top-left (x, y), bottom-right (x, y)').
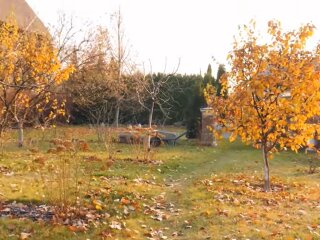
top-left (200, 108), bottom-right (217, 146)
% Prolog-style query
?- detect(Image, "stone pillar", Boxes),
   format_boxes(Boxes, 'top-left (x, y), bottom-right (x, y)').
top-left (200, 108), bottom-right (217, 146)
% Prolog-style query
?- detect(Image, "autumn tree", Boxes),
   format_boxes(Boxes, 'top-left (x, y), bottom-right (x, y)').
top-left (66, 26), bottom-right (140, 142)
top-left (206, 20), bottom-right (320, 191)
top-left (0, 17), bottom-right (73, 146)
top-left (66, 27), bottom-right (118, 139)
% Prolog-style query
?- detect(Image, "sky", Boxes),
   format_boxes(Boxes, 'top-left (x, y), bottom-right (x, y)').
top-left (26, 0), bottom-right (320, 75)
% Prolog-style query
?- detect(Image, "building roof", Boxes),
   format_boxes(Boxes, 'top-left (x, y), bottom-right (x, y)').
top-left (0, 0), bottom-right (49, 35)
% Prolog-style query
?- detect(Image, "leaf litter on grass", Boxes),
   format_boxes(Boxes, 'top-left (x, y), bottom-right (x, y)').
top-left (201, 173), bottom-right (320, 238)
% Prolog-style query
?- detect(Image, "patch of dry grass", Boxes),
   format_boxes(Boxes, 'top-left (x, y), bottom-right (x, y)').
top-left (0, 126), bottom-right (319, 239)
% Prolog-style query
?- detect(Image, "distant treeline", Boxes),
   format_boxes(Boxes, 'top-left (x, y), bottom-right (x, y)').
top-left (65, 61), bottom-right (225, 138)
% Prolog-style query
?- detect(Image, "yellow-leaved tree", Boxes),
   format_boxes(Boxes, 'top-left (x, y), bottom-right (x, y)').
top-left (0, 16), bottom-right (73, 146)
top-left (206, 20), bottom-right (320, 191)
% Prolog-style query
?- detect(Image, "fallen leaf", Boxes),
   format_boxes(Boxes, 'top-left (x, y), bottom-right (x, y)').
top-left (68, 226), bottom-right (86, 232)
top-left (93, 199), bottom-right (103, 210)
top-left (233, 198), bottom-right (240, 205)
top-left (20, 232), bottom-right (31, 240)
top-left (109, 221), bottom-right (122, 230)
top-left (298, 209), bottom-right (307, 215)
top-left (121, 197), bottom-right (130, 205)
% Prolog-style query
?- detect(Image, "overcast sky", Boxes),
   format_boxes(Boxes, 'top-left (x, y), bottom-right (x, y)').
top-left (26, 0), bottom-right (320, 75)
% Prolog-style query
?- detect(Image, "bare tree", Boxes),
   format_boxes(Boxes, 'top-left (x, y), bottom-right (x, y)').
top-left (136, 60), bottom-right (180, 149)
top-left (49, 13), bottom-right (97, 68)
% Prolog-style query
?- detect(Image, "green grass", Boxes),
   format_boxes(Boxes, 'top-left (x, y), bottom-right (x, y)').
top-left (0, 126), bottom-right (319, 239)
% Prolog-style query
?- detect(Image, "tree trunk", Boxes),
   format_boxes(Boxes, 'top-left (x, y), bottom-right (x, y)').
top-left (115, 9), bottom-right (122, 129)
top-left (114, 104), bottom-right (120, 128)
top-left (18, 121), bottom-right (24, 148)
top-left (0, 127), bottom-right (4, 157)
top-left (148, 101), bottom-right (154, 128)
top-left (262, 144), bottom-right (270, 192)
top-left (145, 102), bottom-right (155, 151)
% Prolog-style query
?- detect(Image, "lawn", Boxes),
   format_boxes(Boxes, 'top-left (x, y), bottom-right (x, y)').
top-left (0, 126), bottom-right (319, 240)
